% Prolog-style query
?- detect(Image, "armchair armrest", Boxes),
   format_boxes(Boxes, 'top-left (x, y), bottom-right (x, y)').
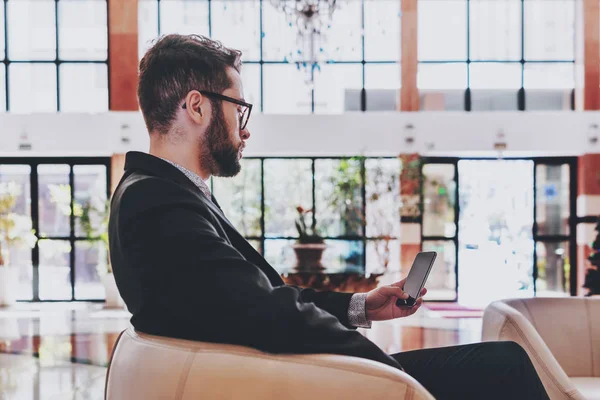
top-left (106, 328), bottom-right (436, 400)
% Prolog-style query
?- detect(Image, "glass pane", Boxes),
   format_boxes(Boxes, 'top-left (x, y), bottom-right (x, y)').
top-left (367, 239), bottom-right (399, 275)
top-left (264, 159), bottom-right (312, 237)
top-left (526, 89), bottom-right (572, 111)
top-left (7, 0), bottom-right (56, 60)
top-left (523, 63), bottom-right (574, 89)
top-left (0, 165), bottom-right (33, 300)
top-left (313, 64), bottom-right (362, 114)
top-left (458, 160), bottom-right (535, 306)
top-left (74, 240), bottom-right (106, 299)
top-left (469, 0), bottom-right (521, 61)
top-left (423, 164), bottom-right (456, 238)
top-left (536, 164), bottom-right (570, 236)
top-left (418, 0), bottom-right (467, 61)
top-left (422, 240), bottom-right (456, 301)
top-left (470, 63), bottom-right (521, 110)
top-left (469, 63), bottom-right (522, 89)
top-left (159, 0), bottom-right (209, 36)
top-left (240, 63), bottom-right (261, 114)
top-left (262, 64), bottom-right (312, 114)
top-left (365, 158), bottom-right (400, 238)
top-left (471, 89), bottom-right (519, 111)
top-left (38, 165), bottom-right (71, 237)
top-left (0, 64), bottom-right (5, 111)
top-left (58, 0), bottom-right (108, 61)
top-left (326, 1), bottom-right (362, 61)
top-left (322, 240), bottom-right (364, 272)
top-left (536, 241), bottom-right (570, 295)
top-left (73, 165), bottom-right (108, 238)
top-left (364, 0), bottom-right (400, 61)
top-left (365, 64), bottom-right (400, 89)
top-left (9, 63), bottom-right (57, 113)
top-left (315, 159), bottom-right (363, 237)
top-left (0, 165), bottom-right (31, 217)
top-left (212, 159), bottom-right (261, 237)
top-left (418, 63), bottom-right (467, 89)
top-left (261, 1), bottom-right (297, 61)
top-left (264, 239), bottom-right (295, 273)
top-left (364, 64), bottom-right (400, 111)
top-left (524, 0), bottom-right (575, 61)
top-left (59, 64), bottom-right (108, 112)
top-left (0, 2), bottom-right (5, 60)
top-left (266, 239), bottom-right (363, 274)
top-left (211, 0), bottom-right (260, 61)
top-left (248, 239), bottom-right (262, 254)
top-left (38, 239), bottom-right (72, 300)
top-left (139, 0), bottom-right (159, 59)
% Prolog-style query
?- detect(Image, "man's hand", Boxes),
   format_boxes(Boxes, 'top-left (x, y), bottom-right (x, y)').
top-left (365, 278), bottom-right (427, 321)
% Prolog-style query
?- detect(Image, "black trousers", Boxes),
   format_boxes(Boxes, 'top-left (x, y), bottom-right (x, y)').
top-left (391, 341), bottom-right (550, 400)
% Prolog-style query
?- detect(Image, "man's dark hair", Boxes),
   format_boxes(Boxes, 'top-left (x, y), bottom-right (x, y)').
top-left (137, 34), bottom-right (242, 135)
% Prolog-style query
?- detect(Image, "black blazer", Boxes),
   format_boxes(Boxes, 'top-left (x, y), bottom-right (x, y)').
top-left (108, 151), bottom-right (402, 370)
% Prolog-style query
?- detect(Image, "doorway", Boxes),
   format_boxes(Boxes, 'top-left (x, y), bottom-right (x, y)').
top-left (420, 157), bottom-right (577, 305)
top-left (458, 160), bottom-right (534, 307)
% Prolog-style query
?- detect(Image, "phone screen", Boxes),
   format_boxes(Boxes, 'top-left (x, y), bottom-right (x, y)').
top-left (397, 252), bottom-right (437, 307)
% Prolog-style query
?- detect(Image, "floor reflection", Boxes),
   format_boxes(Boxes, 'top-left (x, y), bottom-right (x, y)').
top-left (0, 353), bottom-right (106, 400)
top-left (0, 302), bottom-right (483, 399)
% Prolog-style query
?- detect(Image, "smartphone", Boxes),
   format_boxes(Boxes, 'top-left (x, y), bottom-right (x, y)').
top-left (395, 251), bottom-right (437, 307)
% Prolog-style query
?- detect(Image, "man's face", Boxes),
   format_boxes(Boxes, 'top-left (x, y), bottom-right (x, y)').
top-left (203, 68), bottom-right (250, 178)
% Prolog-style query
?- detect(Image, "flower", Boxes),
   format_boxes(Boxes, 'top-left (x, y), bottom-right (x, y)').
top-left (294, 206), bottom-right (324, 244)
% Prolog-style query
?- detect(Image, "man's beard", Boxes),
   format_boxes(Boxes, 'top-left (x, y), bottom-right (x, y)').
top-left (204, 103), bottom-right (242, 177)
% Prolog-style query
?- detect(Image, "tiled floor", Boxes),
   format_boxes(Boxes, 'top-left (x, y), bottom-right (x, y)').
top-left (0, 303), bottom-right (483, 399)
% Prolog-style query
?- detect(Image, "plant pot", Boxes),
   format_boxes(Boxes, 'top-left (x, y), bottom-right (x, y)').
top-left (101, 273), bottom-right (125, 309)
top-left (0, 266), bottom-right (18, 307)
top-left (292, 244), bottom-right (327, 272)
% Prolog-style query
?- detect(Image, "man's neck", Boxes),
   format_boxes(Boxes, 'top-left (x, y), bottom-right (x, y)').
top-left (149, 147), bottom-right (211, 181)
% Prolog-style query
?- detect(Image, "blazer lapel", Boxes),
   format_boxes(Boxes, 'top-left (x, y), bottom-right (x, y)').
top-left (210, 194), bottom-right (284, 286)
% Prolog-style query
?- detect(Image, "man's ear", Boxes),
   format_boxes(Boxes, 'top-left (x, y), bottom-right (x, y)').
top-left (184, 90), bottom-right (205, 124)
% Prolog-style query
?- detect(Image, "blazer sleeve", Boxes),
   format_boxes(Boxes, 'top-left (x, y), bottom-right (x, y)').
top-left (115, 179), bottom-right (402, 371)
top-left (290, 287), bottom-right (357, 330)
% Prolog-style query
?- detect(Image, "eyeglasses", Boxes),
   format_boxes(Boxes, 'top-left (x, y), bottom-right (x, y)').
top-left (182, 91), bottom-right (253, 131)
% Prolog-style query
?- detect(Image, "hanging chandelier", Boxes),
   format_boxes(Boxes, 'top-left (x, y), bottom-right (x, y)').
top-left (269, 0), bottom-right (339, 86)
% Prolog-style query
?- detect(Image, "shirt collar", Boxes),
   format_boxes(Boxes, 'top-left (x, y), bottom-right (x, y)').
top-left (159, 158), bottom-right (212, 198)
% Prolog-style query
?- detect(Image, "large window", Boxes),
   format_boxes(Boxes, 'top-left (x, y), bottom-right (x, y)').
top-left (211, 157), bottom-right (401, 275)
top-left (419, 0), bottom-right (575, 111)
top-left (1, 0), bottom-right (109, 112)
top-left (138, 0), bottom-right (401, 113)
top-left (421, 156), bottom-right (577, 304)
top-left (0, 158), bottom-right (110, 301)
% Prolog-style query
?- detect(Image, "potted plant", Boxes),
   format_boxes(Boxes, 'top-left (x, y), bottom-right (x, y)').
top-left (78, 199), bottom-right (123, 308)
top-left (0, 183), bottom-right (37, 307)
top-left (292, 206), bottom-right (327, 271)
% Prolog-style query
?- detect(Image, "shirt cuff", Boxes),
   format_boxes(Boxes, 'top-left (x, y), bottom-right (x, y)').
top-left (347, 293), bottom-right (372, 329)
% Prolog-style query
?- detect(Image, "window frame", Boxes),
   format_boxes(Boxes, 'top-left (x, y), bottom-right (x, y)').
top-left (1, 0), bottom-right (110, 112)
top-left (210, 156), bottom-right (401, 275)
top-left (142, 0), bottom-right (399, 113)
top-left (0, 156), bottom-right (111, 302)
top-left (420, 156), bottom-right (578, 302)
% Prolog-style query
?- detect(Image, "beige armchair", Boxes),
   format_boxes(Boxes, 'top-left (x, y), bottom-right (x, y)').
top-left (105, 328), bottom-right (435, 400)
top-left (482, 298), bottom-right (600, 400)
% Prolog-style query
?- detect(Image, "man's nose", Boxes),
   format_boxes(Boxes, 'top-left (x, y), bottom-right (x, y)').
top-left (240, 127), bottom-right (250, 140)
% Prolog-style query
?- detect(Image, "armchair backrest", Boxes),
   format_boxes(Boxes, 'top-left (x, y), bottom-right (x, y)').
top-left (500, 298), bottom-right (600, 378)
